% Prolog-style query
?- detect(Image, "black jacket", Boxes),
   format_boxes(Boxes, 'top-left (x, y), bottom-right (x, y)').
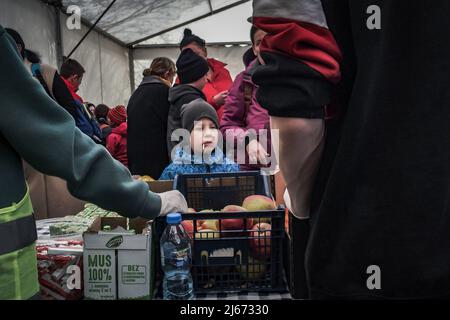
top-left (253, 0), bottom-right (450, 299)
top-left (167, 84), bottom-right (206, 155)
top-left (127, 76), bottom-right (171, 179)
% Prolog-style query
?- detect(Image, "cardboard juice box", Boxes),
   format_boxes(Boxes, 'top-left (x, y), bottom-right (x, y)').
top-left (83, 217), bottom-right (153, 300)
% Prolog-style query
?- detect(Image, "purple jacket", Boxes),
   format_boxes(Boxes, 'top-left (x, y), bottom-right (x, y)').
top-left (220, 60), bottom-right (270, 170)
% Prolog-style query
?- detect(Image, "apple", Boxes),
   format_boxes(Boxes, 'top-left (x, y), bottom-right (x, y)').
top-left (222, 205), bottom-right (247, 212)
top-left (196, 209), bottom-right (214, 227)
top-left (199, 219), bottom-right (219, 231)
top-left (236, 256), bottom-right (267, 280)
top-left (250, 223), bottom-right (272, 259)
top-left (242, 195), bottom-right (277, 224)
top-left (195, 229), bottom-right (220, 239)
top-left (220, 205), bottom-right (253, 237)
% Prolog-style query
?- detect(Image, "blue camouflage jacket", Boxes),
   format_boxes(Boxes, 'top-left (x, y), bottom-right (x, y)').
top-left (159, 147), bottom-right (239, 180)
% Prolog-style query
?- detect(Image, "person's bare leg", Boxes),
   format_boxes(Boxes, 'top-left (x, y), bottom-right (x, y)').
top-left (271, 117), bottom-right (325, 219)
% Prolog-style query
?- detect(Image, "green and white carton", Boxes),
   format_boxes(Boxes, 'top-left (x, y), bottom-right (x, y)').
top-left (83, 217), bottom-right (153, 300)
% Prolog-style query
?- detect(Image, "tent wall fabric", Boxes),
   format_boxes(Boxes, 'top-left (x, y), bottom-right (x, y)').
top-left (61, 16), bottom-right (131, 107)
top-left (134, 45), bottom-right (250, 88)
top-left (0, 0), bottom-right (58, 67)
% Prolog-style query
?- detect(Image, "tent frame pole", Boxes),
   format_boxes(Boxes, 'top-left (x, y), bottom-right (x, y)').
top-left (66, 0), bottom-right (118, 59)
top-left (129, 48), bottom-right (135, 93)
top-left (54, 6), bottom-right (64, 68)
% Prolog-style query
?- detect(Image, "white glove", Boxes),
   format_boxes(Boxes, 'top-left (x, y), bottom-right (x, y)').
top-left (283, 188), bottom-right (310, 220)
top-left (283, 189), bottom-right (293, 215)
top-left (158, 190), bottom-right (188, 216)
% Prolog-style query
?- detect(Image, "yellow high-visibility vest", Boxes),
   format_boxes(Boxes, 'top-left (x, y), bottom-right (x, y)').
top-left (0, 189), bottom-right (39, 300)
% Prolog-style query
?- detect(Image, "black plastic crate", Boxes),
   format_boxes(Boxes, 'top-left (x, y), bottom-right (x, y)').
top-left (155, 172), bottom-right (286, 294)
top-left (174, 171), bottom-right (272, 211)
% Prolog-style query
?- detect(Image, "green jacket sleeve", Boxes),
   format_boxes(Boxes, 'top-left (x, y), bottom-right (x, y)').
top-left (0, 26), bottom-right (161, 219)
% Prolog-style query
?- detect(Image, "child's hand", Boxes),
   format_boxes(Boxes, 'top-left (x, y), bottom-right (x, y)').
top-left (246, 139), bottom-right (269, 165)
top-left (213, 91), bottom-right (228, 107)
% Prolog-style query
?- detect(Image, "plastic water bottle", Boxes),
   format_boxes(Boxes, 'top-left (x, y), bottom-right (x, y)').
top-left (160, 213), bottom-right (194, 300)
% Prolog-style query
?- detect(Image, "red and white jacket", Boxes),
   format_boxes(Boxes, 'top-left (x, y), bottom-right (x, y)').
top-left (252, 0), bottom-right (342, 119)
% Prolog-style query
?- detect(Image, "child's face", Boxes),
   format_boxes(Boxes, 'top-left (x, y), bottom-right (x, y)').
top-left (252, 29), bottom-right (268, 60)
top-left (190, 118), bottom-right (219, 154)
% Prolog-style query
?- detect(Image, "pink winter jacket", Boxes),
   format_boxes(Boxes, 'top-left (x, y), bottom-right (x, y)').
top-left (220, 60), bottom-right (271, 170)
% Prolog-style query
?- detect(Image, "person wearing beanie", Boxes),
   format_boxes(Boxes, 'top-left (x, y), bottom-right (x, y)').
top-left (167, 48), bottom-right (209, 156)
top-left (108, 105), bottom-right (127, 127)
top-left (159, 99), bottom-right (239, 180)
top-left (106, 106), bottom-right (129, 168)
top-left (176, 48), bottom-right (210, 85)
top-left (178, 28), bottom-right (233, 123)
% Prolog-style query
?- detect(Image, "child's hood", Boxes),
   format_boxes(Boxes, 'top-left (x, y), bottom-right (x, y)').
top-left (112, 122), bottom-right (127, 137)
top-left (172, 146), bottom-right (226, 165)
top-left (168, 84), bottom-right (205, 105)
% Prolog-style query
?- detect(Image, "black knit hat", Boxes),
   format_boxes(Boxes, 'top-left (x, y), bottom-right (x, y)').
top-left (176, 48), bottom-right (209, 84)
top-left (180, 28), bottom-right (206, 50)
top-left (5, 28), bottom-right (26, 59)
top-left (181, 99), bottom-right (219, 133)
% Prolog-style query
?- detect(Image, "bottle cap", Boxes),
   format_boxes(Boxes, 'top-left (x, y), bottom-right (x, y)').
top-left (166, 213), bottom-right (182, 224)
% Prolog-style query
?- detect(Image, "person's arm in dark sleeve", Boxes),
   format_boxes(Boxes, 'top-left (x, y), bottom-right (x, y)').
top-left (51, 72), bottom-right (78, 120)
top-left (0, 27), bottom-right (166, 219)
top-left (252, 0), bottom-right (342, 118)
top-left (251, 0), bottom-right (342, 219)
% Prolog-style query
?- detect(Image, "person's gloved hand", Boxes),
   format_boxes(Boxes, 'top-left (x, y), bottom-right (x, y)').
top-left (158, 190), bottom-right (188, 216)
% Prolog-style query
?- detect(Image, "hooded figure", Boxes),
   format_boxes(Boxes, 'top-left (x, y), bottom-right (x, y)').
top-left (167, 48), bottom-right (209, 156)
top-left (179, 29), bottom-right (233, 122)
top-left (106, 106), bottom-right (128, 167)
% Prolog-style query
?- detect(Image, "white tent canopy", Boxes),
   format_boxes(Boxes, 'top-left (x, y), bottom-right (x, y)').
top-left (61, 0), bottom-right (252, 46)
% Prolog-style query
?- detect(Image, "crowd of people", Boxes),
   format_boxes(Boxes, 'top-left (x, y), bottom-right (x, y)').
top-left (5, 24), bottom-right (273, 182)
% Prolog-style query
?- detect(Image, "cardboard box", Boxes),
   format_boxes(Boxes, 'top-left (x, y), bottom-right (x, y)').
top-left (83, 217), bottom-right (154, 300)
top-left (147, 180), bottom-right (174, 193)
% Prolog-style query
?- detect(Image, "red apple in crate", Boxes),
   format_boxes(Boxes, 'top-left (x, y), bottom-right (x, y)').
top-left (250, 223), bottom-right (272, 259)
top-left (242, 195), bottom-right (277, 224)
top-left (220, 205), bottom-right (253, 237)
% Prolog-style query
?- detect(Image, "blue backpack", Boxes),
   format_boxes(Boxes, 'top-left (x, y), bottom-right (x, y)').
top-left (75, 101), bottom-right (103, 144)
